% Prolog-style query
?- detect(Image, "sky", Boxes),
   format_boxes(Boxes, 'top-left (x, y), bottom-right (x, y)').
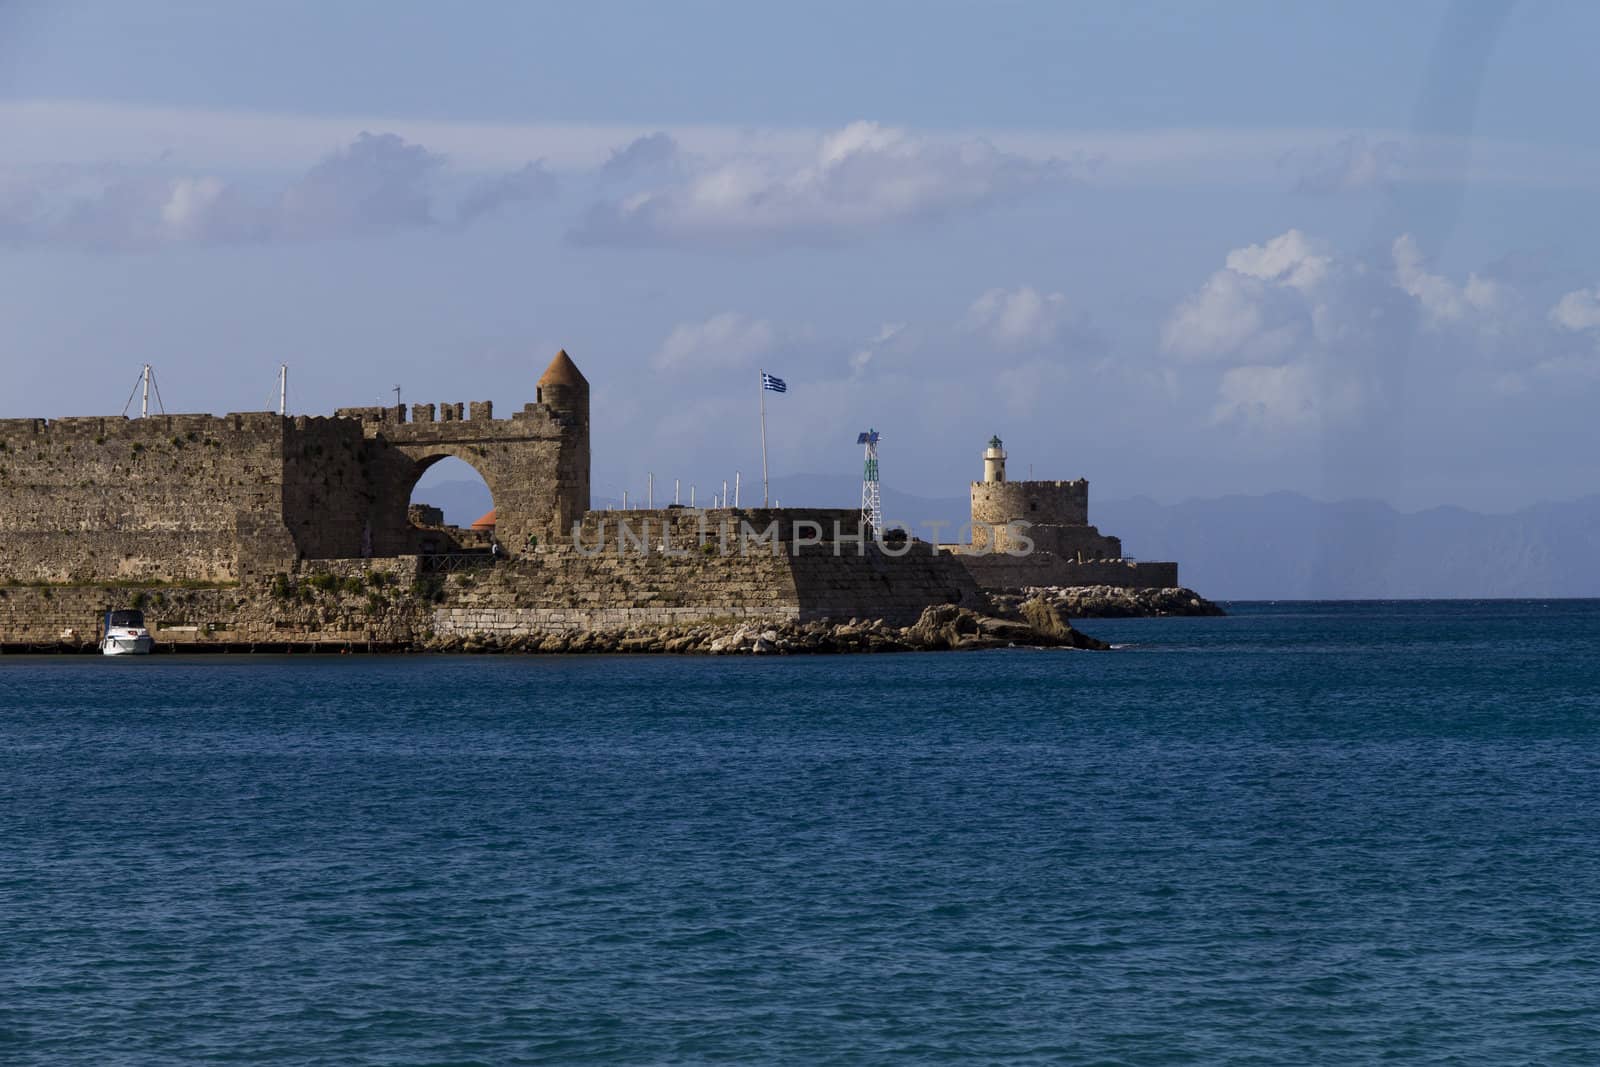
top-left (2, 0), bottom-right (1597, 513)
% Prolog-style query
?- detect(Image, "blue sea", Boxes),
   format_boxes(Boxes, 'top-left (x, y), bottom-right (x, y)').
top-left (4, 600), bottom-right (1600, 1065)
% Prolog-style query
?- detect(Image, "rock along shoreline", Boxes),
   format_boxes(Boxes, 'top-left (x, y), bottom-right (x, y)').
top-left (2, 587), bottom-right (1224, 656)
top-left (4, 597), bottom-right (1116, 656)
top-left (1000, 585), bottom-right (1225, 618)
top-left (428, 599), bottom-right (1112, 655)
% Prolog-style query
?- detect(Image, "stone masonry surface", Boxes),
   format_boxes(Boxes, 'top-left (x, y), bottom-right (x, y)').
top-left (0, 369), bottom-right (585, 584)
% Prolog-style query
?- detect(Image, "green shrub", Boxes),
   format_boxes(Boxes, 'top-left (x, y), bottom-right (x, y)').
top-left (409, 577), bottom-right (447, 603)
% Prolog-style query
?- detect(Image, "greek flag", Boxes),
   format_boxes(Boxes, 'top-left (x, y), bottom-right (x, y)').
top-left (761, 373), bottom-right (787, 393)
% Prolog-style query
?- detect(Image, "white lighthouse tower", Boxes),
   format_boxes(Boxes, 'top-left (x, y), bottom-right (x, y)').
top-left (983, 435), bottom-right (1007, 483)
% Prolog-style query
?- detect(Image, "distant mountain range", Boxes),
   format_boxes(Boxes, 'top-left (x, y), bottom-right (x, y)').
top-left (413, 475), bottom-right (1600, 599)
top-left (1092, 493), bottom-right (1600, 600)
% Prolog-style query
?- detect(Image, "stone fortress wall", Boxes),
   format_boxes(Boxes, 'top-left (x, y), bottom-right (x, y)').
top-left (0, 352), bottom-right (588, 586)
top-left (0, 513), bottom-right (989, 648)
top-left (433, 508), bottom-right (986, 639)
top-left (0, 411), bottom-right (300, 584)
top-left (0, 351), bottom-right (1190, 649)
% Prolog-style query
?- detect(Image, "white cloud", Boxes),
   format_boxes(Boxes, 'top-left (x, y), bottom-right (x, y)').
top-left (1392, 234), bottom-right (1507, 326)
top-left (1224, 229), bottom-right (1332, 290)
top-left (1539, 289), bottom-right (1600, 381)
top-left (1550, 286), bottom-right (1600, 332)
top-left (850, 322), bottom-right (906, 375)
top-left (654, 312), bottom-right (776, 372)
top-left (599, 132), bottom-right (681, 181)
top-left (28, 170), bottom-right (266, 249)
top-left (1161, 231), bottom-right (1331, 364)
top-left (158, 177), bottom-right (226, 235)
top-left (571, 120), bottom-right (1069, 247)
top-left (1210, 363), bottom-right (1320, 427)
top-left (0, 131), bottom-right (558, 249)
top-left (967, 286), bottom-right (1090, 350)
top-left (1167, 230), bottom-right (1515, 369)
top-left (275, 132), bottom-right (441, 239)
top-left (1166, 229), bottom-right (1538, 432)
top-left (456, 160), bottom-right (557, 225)
top-left (1161, 270), bottom-right (1303, 364)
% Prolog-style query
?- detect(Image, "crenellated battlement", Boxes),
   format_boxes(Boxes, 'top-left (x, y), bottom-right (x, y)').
top-left (972, 478), bottom-right (1091, 528)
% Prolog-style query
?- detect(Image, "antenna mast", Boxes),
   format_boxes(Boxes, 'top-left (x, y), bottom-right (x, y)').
top-left (279, 364), bottom-right (288, 416)
top-left (857, 429), bottom-right (882, 539)
top-left (123, 363), bottom-right (166, 418)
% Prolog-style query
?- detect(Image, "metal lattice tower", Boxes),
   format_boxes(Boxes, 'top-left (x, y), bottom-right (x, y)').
top-left (857, 429), bottom-right (882, 538)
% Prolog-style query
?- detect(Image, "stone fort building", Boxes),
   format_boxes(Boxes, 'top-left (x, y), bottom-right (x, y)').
top-left (0, 350), bottom-right (1180, 647)
top-left (953, 435), bottom-right (1179, 591)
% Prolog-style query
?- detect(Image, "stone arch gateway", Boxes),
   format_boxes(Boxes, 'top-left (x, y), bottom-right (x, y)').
top-left (337, 352), bottom-right (590, 560)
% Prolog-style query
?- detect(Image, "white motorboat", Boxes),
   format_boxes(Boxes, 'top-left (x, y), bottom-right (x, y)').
top-left (100, 608), bottom-right (154, 655)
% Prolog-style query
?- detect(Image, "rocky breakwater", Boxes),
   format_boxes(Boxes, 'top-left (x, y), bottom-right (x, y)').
top-left (425, 598), bottom-right (1110, 655)
top-left (998, 585), bottom-right (1225, 618)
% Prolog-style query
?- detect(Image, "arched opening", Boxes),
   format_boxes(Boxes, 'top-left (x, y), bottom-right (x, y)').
top-left (409, 456), bottom-right (496, 556)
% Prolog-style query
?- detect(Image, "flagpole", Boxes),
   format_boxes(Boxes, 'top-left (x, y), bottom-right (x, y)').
top-left (759, 368), bottom-right (770, 507)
